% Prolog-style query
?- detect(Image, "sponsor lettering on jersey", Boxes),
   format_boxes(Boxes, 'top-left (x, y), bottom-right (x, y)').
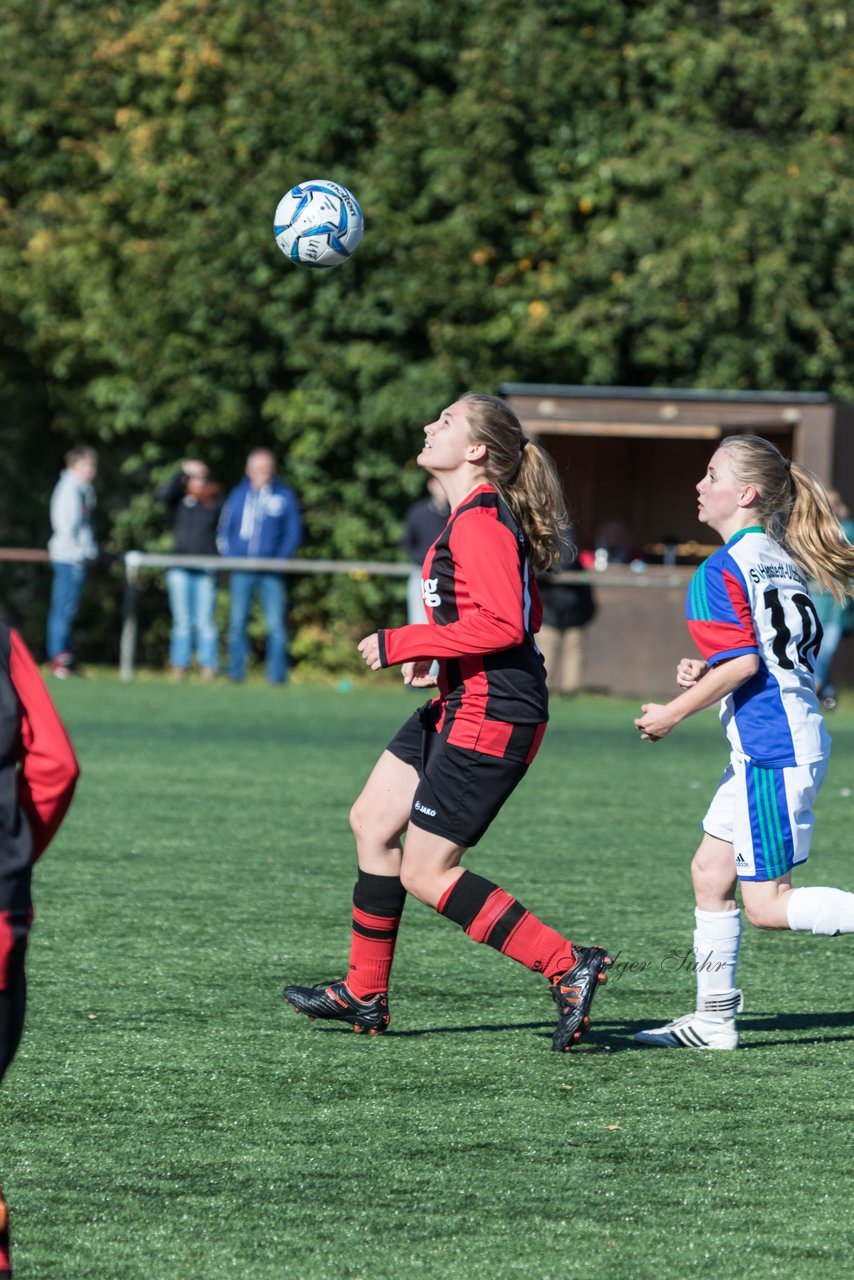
top-left (422, 577), bottom-right (441, 608)
top-left (748, 561), bottom-right (807, 587)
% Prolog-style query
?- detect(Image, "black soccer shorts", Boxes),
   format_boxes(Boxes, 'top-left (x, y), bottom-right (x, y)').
top-left (385, 701), bottom-right (537, 848)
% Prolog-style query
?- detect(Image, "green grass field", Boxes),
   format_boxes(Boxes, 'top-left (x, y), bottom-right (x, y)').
top-left (4, 677), bottom-right (853, 1279)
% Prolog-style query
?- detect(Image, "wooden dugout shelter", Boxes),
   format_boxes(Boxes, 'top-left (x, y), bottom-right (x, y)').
top-left (499, 384), bottom-right (854, 696)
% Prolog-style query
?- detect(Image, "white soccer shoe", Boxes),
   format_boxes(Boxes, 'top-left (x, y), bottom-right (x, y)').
top-left (635, 990), bottom-right (743, 1050)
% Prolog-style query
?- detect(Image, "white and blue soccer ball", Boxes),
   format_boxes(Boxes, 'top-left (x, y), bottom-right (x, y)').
top-left (273, 179), bottom-right (364, 269)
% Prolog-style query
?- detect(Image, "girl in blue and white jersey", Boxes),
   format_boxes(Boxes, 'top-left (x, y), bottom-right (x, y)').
top-left (634, 435), bottom-right (854, 1049)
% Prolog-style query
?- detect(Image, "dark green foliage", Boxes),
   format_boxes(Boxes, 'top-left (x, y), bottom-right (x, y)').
top-left (2, 2), bottom-right (853, 662)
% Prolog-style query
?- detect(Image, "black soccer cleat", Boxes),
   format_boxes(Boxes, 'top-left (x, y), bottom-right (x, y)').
top-left (282, 980), bottom-right (390, 1035)
top-left (550, 946), bottom-right (612, 1052)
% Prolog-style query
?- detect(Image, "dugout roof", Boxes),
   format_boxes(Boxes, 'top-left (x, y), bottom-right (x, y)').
top-left (497, 384), bottom-right (854, 694)
top-left (499, 383), bottom-right (854, 564)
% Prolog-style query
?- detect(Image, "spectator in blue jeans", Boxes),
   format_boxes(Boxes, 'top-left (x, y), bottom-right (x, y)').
top-left (155, 459), bottom-right (224, 681)
top-left (46, 446), bottom-right (98, 678)
top-left (217, 449), bottom-right (303, 684)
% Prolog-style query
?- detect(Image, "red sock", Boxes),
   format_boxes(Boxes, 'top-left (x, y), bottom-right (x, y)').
top-left (345, 872), bottom-right (406, 999)
top-left (437, 871), bottom-right (576, 980)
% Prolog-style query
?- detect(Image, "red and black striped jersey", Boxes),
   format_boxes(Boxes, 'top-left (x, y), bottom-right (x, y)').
top-left (378, 484), bottom-right (547, 760)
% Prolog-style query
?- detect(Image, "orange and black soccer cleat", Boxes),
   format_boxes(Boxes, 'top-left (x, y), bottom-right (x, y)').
top-left (282, 980), bottom-right (390, 1035)
top-left (550, 946), bottom-right (612, 1052)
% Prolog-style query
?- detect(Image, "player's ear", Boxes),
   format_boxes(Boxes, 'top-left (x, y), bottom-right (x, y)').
top-left (738, 484), bottom-right (758, 508)
top-left (466, 441), bottom-right (487, 463)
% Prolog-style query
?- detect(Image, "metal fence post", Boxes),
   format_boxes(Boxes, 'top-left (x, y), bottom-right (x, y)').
top-left (119, 552), bottom-right (141, 681)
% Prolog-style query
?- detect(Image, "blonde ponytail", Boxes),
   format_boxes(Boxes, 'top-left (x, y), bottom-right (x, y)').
top-left (786, 463), bottom-right (854, 603)
top-left (460, 393), bottom-right (567, 571)
top-left (720, 435), bottom-right (854, 603)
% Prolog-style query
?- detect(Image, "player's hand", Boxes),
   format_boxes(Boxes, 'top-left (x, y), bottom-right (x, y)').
top-left (634, 703), bottom-right (676, 741)
top-left (402, 660), bottom-right (437, 688)
top-left (676, 658), bottom-right (706, 690)
top-left (357, 633), bottom-right (382, 670)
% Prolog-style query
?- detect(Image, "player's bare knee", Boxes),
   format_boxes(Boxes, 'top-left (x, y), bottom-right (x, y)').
top-left (690, 849), bottom-right (706, 885)
top-left (692, 853), bottom-right (725, 898)
top-left (398, 863), bottom-right (416, 895)
top-left (348, 798), bottom-right (363, 837)
top-left (349, 796), bottom-right (378, 839)
top-left (398, 863), bottom-right (428, 902)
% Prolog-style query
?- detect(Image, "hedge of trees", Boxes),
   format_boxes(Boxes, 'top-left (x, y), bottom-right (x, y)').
top-left (1, 0), bottom-right (852, 668)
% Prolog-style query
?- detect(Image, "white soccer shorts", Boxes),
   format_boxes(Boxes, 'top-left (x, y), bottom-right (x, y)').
top-left (702, 752), bottom-right (828, 882)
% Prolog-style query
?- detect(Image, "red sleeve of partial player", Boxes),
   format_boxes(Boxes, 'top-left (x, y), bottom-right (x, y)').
top-left (380, 510), bottom-right (527, 665)
top-left (10, 630), bottom-right (80, 860)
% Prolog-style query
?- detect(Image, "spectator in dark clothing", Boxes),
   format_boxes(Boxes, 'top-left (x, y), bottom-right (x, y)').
top-left (155, 459), bottom-right (224, 681)
top-left (402, 476), bottom-right (451, 625)
top-left (537, 528), bottom-right (596, 695)
top-left (217, 449), bottom-right (303, 684)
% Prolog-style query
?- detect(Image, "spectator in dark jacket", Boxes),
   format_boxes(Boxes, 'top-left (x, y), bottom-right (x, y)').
top-left (537, 528), bottom-right (596, 695)
top-left (156, 459), bottom-right (224, 681)
top-left (217, 449), bottom-right (303, 684)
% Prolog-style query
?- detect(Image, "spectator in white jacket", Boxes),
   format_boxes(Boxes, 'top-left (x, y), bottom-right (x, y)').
top-left (46, 446), bottom-right (98, 678)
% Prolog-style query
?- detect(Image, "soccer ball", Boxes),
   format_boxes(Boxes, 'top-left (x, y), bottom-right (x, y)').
top-left (273, 179), bottom-right (364, 269)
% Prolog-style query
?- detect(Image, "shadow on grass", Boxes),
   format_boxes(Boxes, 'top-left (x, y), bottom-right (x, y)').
top-left (299, 1009), bottom-right (854, 1054)
top-left (385, 1020), bottom-right (553, 1038)
top-left (735, 1009), bottom-right (854, 1048)
top-left (596, 1009), bottom-right (854, 1052)
top-left (307, 1020), bottom-right (628, 1051)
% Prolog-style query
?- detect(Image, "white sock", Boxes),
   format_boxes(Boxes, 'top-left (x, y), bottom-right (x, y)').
top-left (786, 886), bottom-right (854, 936)
top-left (694, 907), bottom-right (742, 1018)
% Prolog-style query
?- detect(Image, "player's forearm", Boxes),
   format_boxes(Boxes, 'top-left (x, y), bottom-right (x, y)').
top-left (666, 654), bottom-right (759, 723)
top-left (379, 612), bottom-right (524, 666)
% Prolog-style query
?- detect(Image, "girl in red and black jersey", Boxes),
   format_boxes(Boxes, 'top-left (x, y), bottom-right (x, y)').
top-left (0, 621), bottom-right (79, 1276)
top-left (284, 394), bottom-right (611, 1051)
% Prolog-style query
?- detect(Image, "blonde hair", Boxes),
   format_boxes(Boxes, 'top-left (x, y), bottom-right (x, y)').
top-left (719, 435), bottom-right (854, 603)
top-left (459, 393), bottom-right (567, 571)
